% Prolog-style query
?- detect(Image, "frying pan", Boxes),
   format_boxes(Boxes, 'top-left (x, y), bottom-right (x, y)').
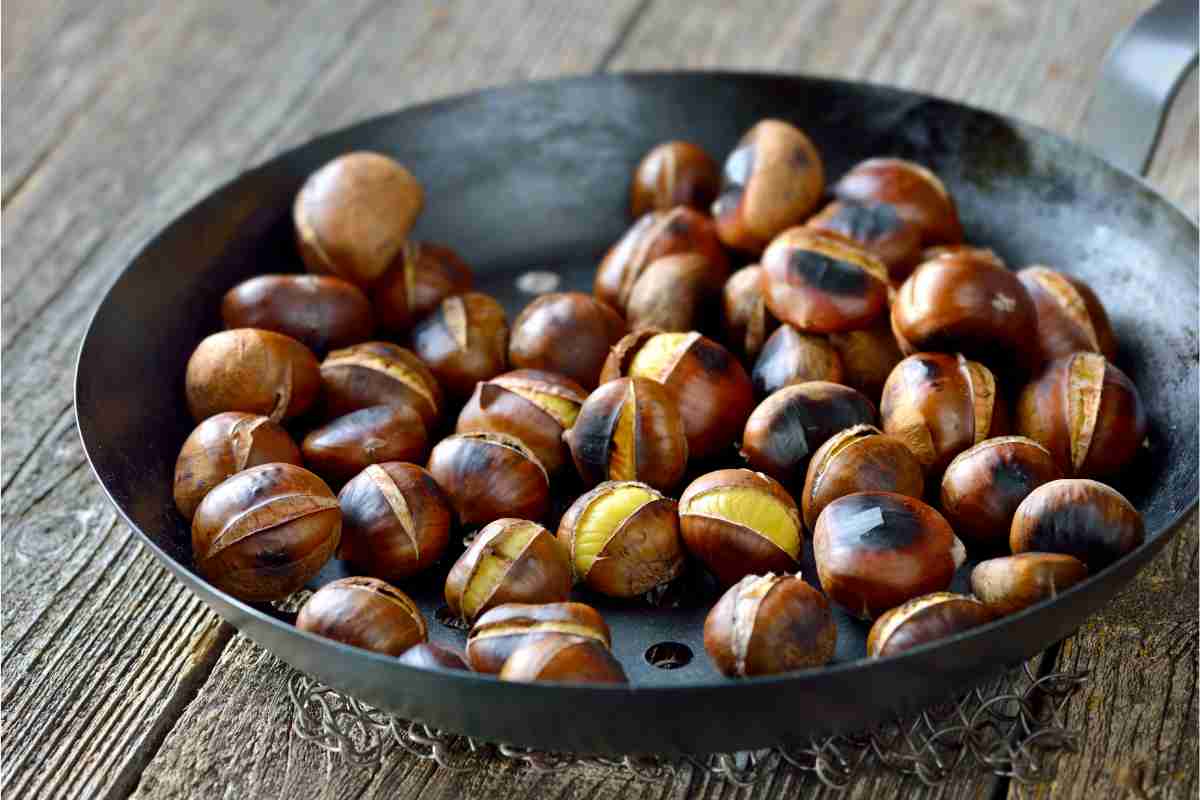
top-left (75, 1), bottom-right (1198, 755)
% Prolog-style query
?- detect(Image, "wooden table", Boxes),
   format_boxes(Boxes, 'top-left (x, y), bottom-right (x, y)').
top-left (3, 1), bottom-right (1196, 797)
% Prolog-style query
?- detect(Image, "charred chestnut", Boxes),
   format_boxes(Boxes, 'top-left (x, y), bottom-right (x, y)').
top-left (630, 140), bottom-right (721, 217)
top-left (302, 405), bottom-right (428, 485)
top-left (427, 433), bottom-right (550, 527)
top-left (866, 592), bottom-right (991, 657)
top-left (499, 636), bottom-right (627, 684)
top-left (827, 319), bottom-right (904, 404)
top-left (467, 601), bottom-right (611, 674)
top-left (832, 158), bottom-right (962, 246)
top-left (806, 200), bottom-right (924, 280)
top-left (752, 325), bottom-right (843, 396)
top-left (371, 241), bottom-right (473, 336)
top-left (626, 252), bottom-right (724, 334)
top-left (1017, 266), bottom-right (1117, 364)
top-left (801, 425), bottom-right (924, 532)
top-left (508, 292), bottom-right (626, 390)
top-left (721, 265), bottom-right (778, 361)
top-left (296, 576), bottom-right (426, 656)
top-left (221, 274), bottom-right (374, 354)
top-left (411, 292), bottom-right (509, 401)
top-left (1010, 479), bottom-right (1144, 569)
top-left (397, 642), bottom-right (469, 670)
top-left (971, 553), bottom-right (1088, 616)
top-left (185, 329), bottom-right (320, 423)
top-left (320, 341), bottom-right (442, 428)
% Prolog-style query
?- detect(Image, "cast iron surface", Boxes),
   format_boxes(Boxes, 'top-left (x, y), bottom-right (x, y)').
top-left (75, 73), bottom-right (1198, 755)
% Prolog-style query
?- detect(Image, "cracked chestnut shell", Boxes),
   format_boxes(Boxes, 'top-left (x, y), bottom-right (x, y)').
top-left (704, 573), bottom-right (837, 676)
top-left (866, 592), bottom-right (991, 657)
top-left (443, 518), bottom-right (571, 623)
top-left (713, 119), bottom-right (825, 254)
top-left (1015, 352), bottom-right (1146, 479)
top-left (371, 241), bottom-right (473, 336)
top-left (320, 341), bottom-right (443, 428)
top-left (499, 636), bottom-right (627, 684)
top-left (1010, 479), bottom-right (1144, 569)
top-left (411, 292), bottom-right (509, 401)
top-left (971, 553), bottom-right (1089, 617)
top-left (508, 292), bottom-right (626, 390)
top-left (832, 158), bottom-right (962, 247)
top-left (296, 576), bottom-right (426, 656)
top-left (1017, 266), bottom-right (1117, 365)
top-left (466, 601), bottom-right (611, 674)
top-left (752, 325), bottom-right (843, 397)
top-left (826, 319), bottom-right (904, 404)
top-left (337, 462), bottom-right (452, 582)
top-left (221, 274), bottom-right (374, 355)
top-left (806, 200), bottom-right (924, 281)
top-left (426, 432), bottom-right (550, 527)
top-left (302, 405), bottom-right (428, 485)
top-left (625, 252), bottom-right (724, 334)
top-left (397, 642), bottom-right (469, 670)
top-left (558, 481), bottom-right (685, 596)
top-left (721, 265), bottom-right (778, 361)
top-left (813, 491), bottom-right (964, 619)
top-left (630, 140), bottom-right (721, 217)
top-left (192, 463), bottom-right (341, 602)
top-left (294, 152), bottom-right (423, 286)
top-left (173, 412), bottom-right (302, 521)
top-left (185, 328), bottom-right (320, 423)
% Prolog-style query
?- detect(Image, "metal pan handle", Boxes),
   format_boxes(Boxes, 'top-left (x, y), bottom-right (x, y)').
top-left (1080, 0), bottom-right (1198, 177)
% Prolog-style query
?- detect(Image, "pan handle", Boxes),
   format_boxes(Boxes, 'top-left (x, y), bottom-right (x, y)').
top-left (1080, 0), bottom-right (1198, 177)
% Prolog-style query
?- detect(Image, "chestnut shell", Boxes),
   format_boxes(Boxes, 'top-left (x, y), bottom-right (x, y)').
top-left (499, 636), bottom-right (627, 684)
top-left (866, 592), bottom-right (991, 657)
top-left (1010, 479), bottom-right (1144, 569)
top-left (371, 241), bottom-right (473, 335)
top-left (466, 601), bottom-right (611, 674)
top-left (630, 140), bottom-right (721, 217)
top-left (507, 292), bottom-right (626, 390)
top-left (296, 576), bottom-right (426, 656)
top-left (302, 405), bottom-right (429, 486)
top-left (971, 553), bottom-right (1089, 616)
top-left (185, 328), bottom-right (321, 423)
top-left (426, 433), bottom-right (551, 527)
top-left (220, 274), bottom-right (374, 354)
top-left (410, 292), bottom-right (509, 401)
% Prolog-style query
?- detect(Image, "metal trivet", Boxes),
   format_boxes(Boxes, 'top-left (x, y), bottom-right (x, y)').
top-left (287, 659), bottom-right (1088, 789)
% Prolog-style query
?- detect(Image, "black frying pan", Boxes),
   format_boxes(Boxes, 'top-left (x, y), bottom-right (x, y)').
top-left (75, 7), bottom-right (1198, 756)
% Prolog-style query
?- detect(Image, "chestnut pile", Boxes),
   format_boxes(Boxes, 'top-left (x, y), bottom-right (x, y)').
top-left (175, 125), bottom-right (1147, 684)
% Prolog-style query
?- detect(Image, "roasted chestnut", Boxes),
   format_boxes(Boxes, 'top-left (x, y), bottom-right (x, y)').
top-left (880, 353), bottom-right (1008, 475)
top-left (1017, 266), bottom-right (1117, 364)
top-left (806, 200), bottom-right (924, 280)
top-left (173, 412), bottom-right (302, 520)
top-left (397, 642), bottom-right (469, 670)
top-left (427, 433), bottom-right (550, 527)
top-left (939, 436), bottom-right (1062, 547)
top-left (192, 463), bottom-right (341, 602)
top-left (801, 424), bottom-right (924, 532)
top-left (813, 491), bottom-right (964, 619)
top-left (832, 158), bottom-right (962, 246)
top-left (443, 518), bottom-right (571, 623)
top-left (740, 381), bottom-right (878, 487)
top-left (721, 265), bottom-right (778, 361)
top-left (892, 251), bottom-right (1039, 375)
top-left (411, 292), bottom-right (509, 401)
top-left (713, 119), bottom-right (825, 253)
top-left (866, 593), bottom-right (991, 657)
top-left (221, 274), bottom-right (374, 354)
top-left (600, 330), bottom-right (754, 459)
top-left (302, 405), bottom-right (428, 485)
top-left (320, 341), bottom-right (442, 428)
top-left (752, 325), bottom-right (843, 396)
top-left (564, 377), bottom-right (688, 492)
top-left (1015, 352), bottom-right (1146, 479)
top-left (1010, 479), bottom-right (1144, 569)
top-left (558, 481), bottom-right (685, 596)
top-left (625, 252), bottom-right (723, 334)
top-left (826, 319), bottom-right (904, 403)
top-left (296, 576), bottom-right (426, 656)
top-left (294, 151), bottom-right (423, 286)
top-left (704, 573), bottom-right (837, 676)
top-left (508, 292), bottom-right (626, 390)
top-left (630, 140), bottom-right (721, 217)
top-left (371, 241), bottom-right (473, 335)
top-left (457, 369), bottom-right (586, 475)
top-left (185, 328), bottom-right (320, 423)
top-left (679, 469), bottom-right (802, 585)
top-left (337, 462), bottom-right (452, 582)
top-left (761, 227), bottom-right (890, 333)
top-left (971, 553), bottom-right (1089, 616)
top-left (466, 601), bottom-right (611, 674)
top-left (920, 244), bottom-right (1003, 265)
top-left (499, 636), bottom-right (627, 684)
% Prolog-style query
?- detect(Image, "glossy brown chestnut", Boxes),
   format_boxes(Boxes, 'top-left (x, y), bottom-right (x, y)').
top-left (704, 573), bottom-right (837, 676)
top-left (337, 462), bottom-right (452, 582)
top-left (713, 119), bottom-right (825, 254)
top-left (939, 436), bottom-right (1062, 547)
top-left (558, 481), bottom-right (685, 596)
top-left (594, 207), bottom-right (729, 313)
top-left (806, 200), bottom-right (924, 280)
top-left (173, 412), bottom-right (302, 521)
top-left (466, 602), bottom-right (611, 674)
top-left (371, 241), bottom-right (473, 335)
top-left (185, 329), bottom-right (320, 423)
top-left (320, 341), bottom-right (443, 428)
top-left (826, 319), bottom-right (905, 404)
top-left (751, 325), bottom-right (843, 397)
top-left (296, 576), bottom-right (426, 656)
top-left (443, 518), bottom-right (571, 623)
top-left (920, 245), bottom-right (1004, 265)
top-left (740, 381), bottom-right (878, 487)
top-left (761, 227), bottom-right (890, 333)
top-left (679, 469), bottom-right (802, 586)
top-left (1017, 266), bottom-right (1117, 364)
top-left (600, 330), bottom-right (754, 459)
top-left (192, 463), bottom-right (341, 602)
top-left (630, 140), bottom-right (721, 217)
top-left (813, 491), bottom-right (964, 619)
top-left (410, 292), bottom-right (509, 401)
top-left (564, 377), bottom-right (688, 492)
top-left (625, 252), bottom-right (724, 334)
top-left (1015, 352), bottom-right (1146, 479)
top-left (832, 157), bottom-right (962, 246)
top-left (971, 553), bottom-right (1089, 616)
top-left (302, 405), bottom-right (428, 485)
top-left (221, 274), bottom-right (374, 354)
top-left (721, 265), bottom-right (778, 361)
top-left (508, 292), bottom-right (626, 389)
top-left (880, 353), bottom-right (1008, 475)
top-left (801, 424), bottom-right (924, 532)
top-left (498, 636), bottom-right (627, 684)
top-left (457, 369), bottom-right (587, 474)
top-left (397, 642), bottom-right (469, 670)
top-left (1010, 479), bottom-right (1144, 569)
top-left (426, 433), bottom-right (550, 527)
top-left (865, 592), bottom-right (991, 657)
top-left (294, 152), bottom-right (423, 286)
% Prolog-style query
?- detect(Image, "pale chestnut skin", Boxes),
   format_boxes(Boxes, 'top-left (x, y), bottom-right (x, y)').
top-left (371, 242), bottom-right (473, 336)
top-left (507, 293), bottom-right (625, 390)
top-left (831, 158), bottom-right (963, 247)
top-left (411, 292), bottom-right (509, 401)
top-left (320, 342), bottom-right (443, 428)
top-left (397, 642), bottom-right (469, 670)
top-left (1010, 479), bottom-right (1144, 570)
top-left (499, 636), bottom-right (627, 684)
top-left (221, 274), bottom-right (374, 354)
top-left (296, 576), bottom-right (426, 656)
top-left (866, 592), bottom-right (991, 657)
top-left (466, 601), bottom-right (611, 674)
top-left (302, 405), bottom-right (428, 486)
top-left (185, 328), bottom-right (321, 423)
top-left (427, 433), bottom-right (550, 527)
top-left (971, 553), bottom-right (1088, 617)
top-left (1017, 266), bottom-right (1116, 365)
top-left (630, 140), bottom-right (721, 217)
top-left (806, 200), bottom-right (924, 280)
top-left (752, 325), bottom-right (843, 397)
top-left (721, 265), bottom-right (778, 361)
